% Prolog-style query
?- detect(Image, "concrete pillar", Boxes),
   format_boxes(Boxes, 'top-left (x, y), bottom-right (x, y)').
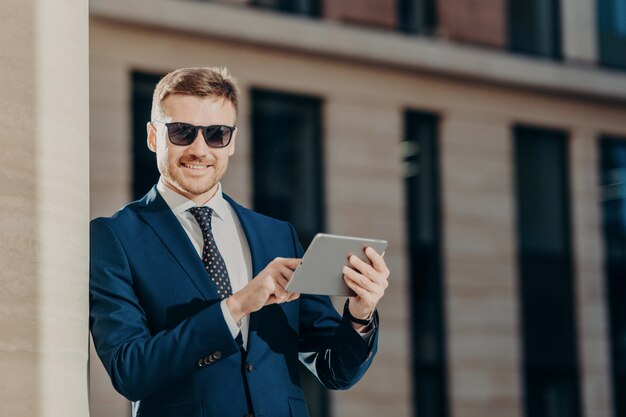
top-left (0, 1), bottom-right (90, 416)
top-left (562, 0), bottom-right (598, 63)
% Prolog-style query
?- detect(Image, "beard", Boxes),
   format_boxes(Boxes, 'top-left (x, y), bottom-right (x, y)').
top-left (159, 155), bottom-right (223, 199)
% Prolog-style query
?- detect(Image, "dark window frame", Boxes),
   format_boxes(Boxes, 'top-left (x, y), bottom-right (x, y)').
top-left (250, 0), bottom-right (321, 18)
top-left (600, 136), bottom-right (626, 417)
top-left (598, 0), bottom-right (626, 69)
top-left (131, 71), bottom-right (163, 200)
top-left (404, 110), bottom-right (449, 417)
top-left (514, 125), bottom-right (583, 417)
top-left (251, 88), bottom-right (329, 417)
top-left (508, 0), bottom-right (562, 59)
top-left (250, 88), bottom-right (325, 246)
top-left (398, 0), bottom-right (438, 35)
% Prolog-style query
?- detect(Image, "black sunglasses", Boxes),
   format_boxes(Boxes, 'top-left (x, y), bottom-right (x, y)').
top-left (153, 121), bottom-right (235, 148)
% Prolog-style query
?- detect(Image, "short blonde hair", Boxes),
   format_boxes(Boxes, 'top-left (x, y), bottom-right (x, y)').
top-left (151, 67), bottom-right (239, 121)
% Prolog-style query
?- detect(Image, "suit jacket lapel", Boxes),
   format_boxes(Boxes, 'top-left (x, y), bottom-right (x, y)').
top-left (136, 186), bottom-right (218, 300)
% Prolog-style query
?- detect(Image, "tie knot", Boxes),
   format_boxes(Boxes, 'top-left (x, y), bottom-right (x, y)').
top-left (188, 206), bottom-right (214, 231)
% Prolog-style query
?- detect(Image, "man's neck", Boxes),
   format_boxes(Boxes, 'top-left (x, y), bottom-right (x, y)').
top-left (162, 179), bottom-right (219, 206)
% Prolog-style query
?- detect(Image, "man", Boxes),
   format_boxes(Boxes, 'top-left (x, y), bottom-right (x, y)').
top-left (90, 67), bottom-right (390, 417)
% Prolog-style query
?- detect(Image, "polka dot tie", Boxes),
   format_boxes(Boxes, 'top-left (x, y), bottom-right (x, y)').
top-left (188, 206), bottom-right (233, 299)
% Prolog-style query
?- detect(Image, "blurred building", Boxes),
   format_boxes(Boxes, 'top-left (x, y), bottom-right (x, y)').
top-left (88, 1), bottom-right (626, 417)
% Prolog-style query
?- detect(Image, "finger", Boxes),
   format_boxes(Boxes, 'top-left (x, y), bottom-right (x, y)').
top-left (274, 272), bottom-right (290, 290)
top-left (348, 255), bottom-right (379, 281)
top-left (346, 255), bottom-right (383, 285)
top-left (277, 265), bottom-right (295, 281)
top-left (271, 277), bottom-right (289, 302)
top-left (344, 277), bottom-right (381, 314)
top-left (265, 294), bottom-right (278, 305)
top-left (342, 266), bottom-right (378, 293)
top-left (343, 275), bottom-right (370, 299)
top-left (286, 293), bottom-right (300, 302)
top-left (270, 266), bottom-right (294, 295)
top-left (274, 257), bottom-right (302, 270)
top-left (364, 246), bottom-right (390, 277)
top-left (346, 266), bottom-right (386, 299)
top-left (261, 273), bottom-right (287, 302)
top-left (274, 269), bottom-right (298, 303)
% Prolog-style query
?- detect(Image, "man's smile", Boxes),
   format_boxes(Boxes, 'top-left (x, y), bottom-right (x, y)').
top-left (181, 162), bottom-right (211, 170)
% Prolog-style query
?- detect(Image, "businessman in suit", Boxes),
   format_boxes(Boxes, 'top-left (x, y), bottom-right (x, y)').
top-left (90, 67), bottom-right (390, 417)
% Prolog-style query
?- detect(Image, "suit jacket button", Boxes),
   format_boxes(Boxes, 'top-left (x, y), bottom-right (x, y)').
top-left (245, 362), bottom-right (253, 372)
top-left (213, 351), bottom-right (222, 360)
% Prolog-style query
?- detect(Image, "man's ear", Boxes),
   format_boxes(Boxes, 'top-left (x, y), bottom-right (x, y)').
top-left (228, 127), bottom-right (237, 157)
top-left (147, 122), bottom-right (157, 153)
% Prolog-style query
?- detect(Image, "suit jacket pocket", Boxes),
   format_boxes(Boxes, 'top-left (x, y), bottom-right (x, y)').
top-left (136, 401), bottom-right (201, 417)
top-left (288, 397), bottom-right (310, 417)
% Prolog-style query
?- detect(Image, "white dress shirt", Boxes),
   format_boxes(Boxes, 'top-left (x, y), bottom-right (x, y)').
top-left (157, 179), bottom-right (252, 349)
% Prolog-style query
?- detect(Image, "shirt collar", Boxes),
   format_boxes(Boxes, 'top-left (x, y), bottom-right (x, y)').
top-left (156, 177), bottom-right (228, 221)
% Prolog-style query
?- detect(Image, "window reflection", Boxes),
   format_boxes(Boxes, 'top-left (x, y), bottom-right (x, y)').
top-left (600, 137), bottom-right (626, 417)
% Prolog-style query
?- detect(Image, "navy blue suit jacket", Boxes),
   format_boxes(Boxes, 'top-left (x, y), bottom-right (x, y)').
top-left (89, 186), bottom-right (378, 417)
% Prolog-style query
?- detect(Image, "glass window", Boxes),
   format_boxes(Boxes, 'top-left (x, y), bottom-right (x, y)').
top-left (250, 0), bottom-right (320, 17)
top-left (600, 137), bottom-right (626, 417)
top-left (514, 126), bottom-right (582, 417)
top-left (251, 88), bottom-right (328, 417)
top-left (615, 0), bottom-right (626, 36)
top-left (398, 0), bottom-right (437, 35)
top-left (598, 0), bottom-right (626, 69)
top-left (404, 111), bottom-right (449, 417)
top-left (508, 0), bottom-right (562, 58)
top-left (132, 71), bottom-right (162, 200)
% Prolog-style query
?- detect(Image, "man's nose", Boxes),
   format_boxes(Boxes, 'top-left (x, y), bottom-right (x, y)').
top-left (186, 129), bottom-right (210, 155)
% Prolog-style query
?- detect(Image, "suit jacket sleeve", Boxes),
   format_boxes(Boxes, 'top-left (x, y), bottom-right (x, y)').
top-left (89, 218), bottom-right (241, 402)
top-left (288, 224), bottom-right (379, 390)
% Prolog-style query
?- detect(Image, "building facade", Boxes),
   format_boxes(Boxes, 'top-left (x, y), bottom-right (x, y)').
top-left (88, 1), bottom-right (626, 417)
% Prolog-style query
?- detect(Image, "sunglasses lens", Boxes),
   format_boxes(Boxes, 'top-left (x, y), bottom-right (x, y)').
top-left (167, 123), bottom-right (197, 146)
top-left (204, 126), bottom-right (232, 148)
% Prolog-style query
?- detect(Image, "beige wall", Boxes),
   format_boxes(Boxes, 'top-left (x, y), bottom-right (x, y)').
top-left (438, 0), bottom-right (507, 47)
top-left (571, 129), bottom-right (612, 417)
top-left (323, 0), bottom-right (397, 29)
top-left (441, 114), bottom-right (520, 417)
top-left (0, 1), bottom-right (90, 416)
top-left (89, 15), bottom-right (626, 417)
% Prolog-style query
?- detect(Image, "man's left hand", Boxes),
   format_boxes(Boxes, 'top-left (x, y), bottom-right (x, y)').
top-left (342, 246), bottom-right (390, 331)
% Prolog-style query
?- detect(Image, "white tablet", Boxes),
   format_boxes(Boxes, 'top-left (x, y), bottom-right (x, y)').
top-left (285, 233), bottom-right (388, 296)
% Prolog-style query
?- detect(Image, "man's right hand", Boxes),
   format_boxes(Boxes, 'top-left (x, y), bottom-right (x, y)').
top-left (225, 257), bottom-right (301, 323)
